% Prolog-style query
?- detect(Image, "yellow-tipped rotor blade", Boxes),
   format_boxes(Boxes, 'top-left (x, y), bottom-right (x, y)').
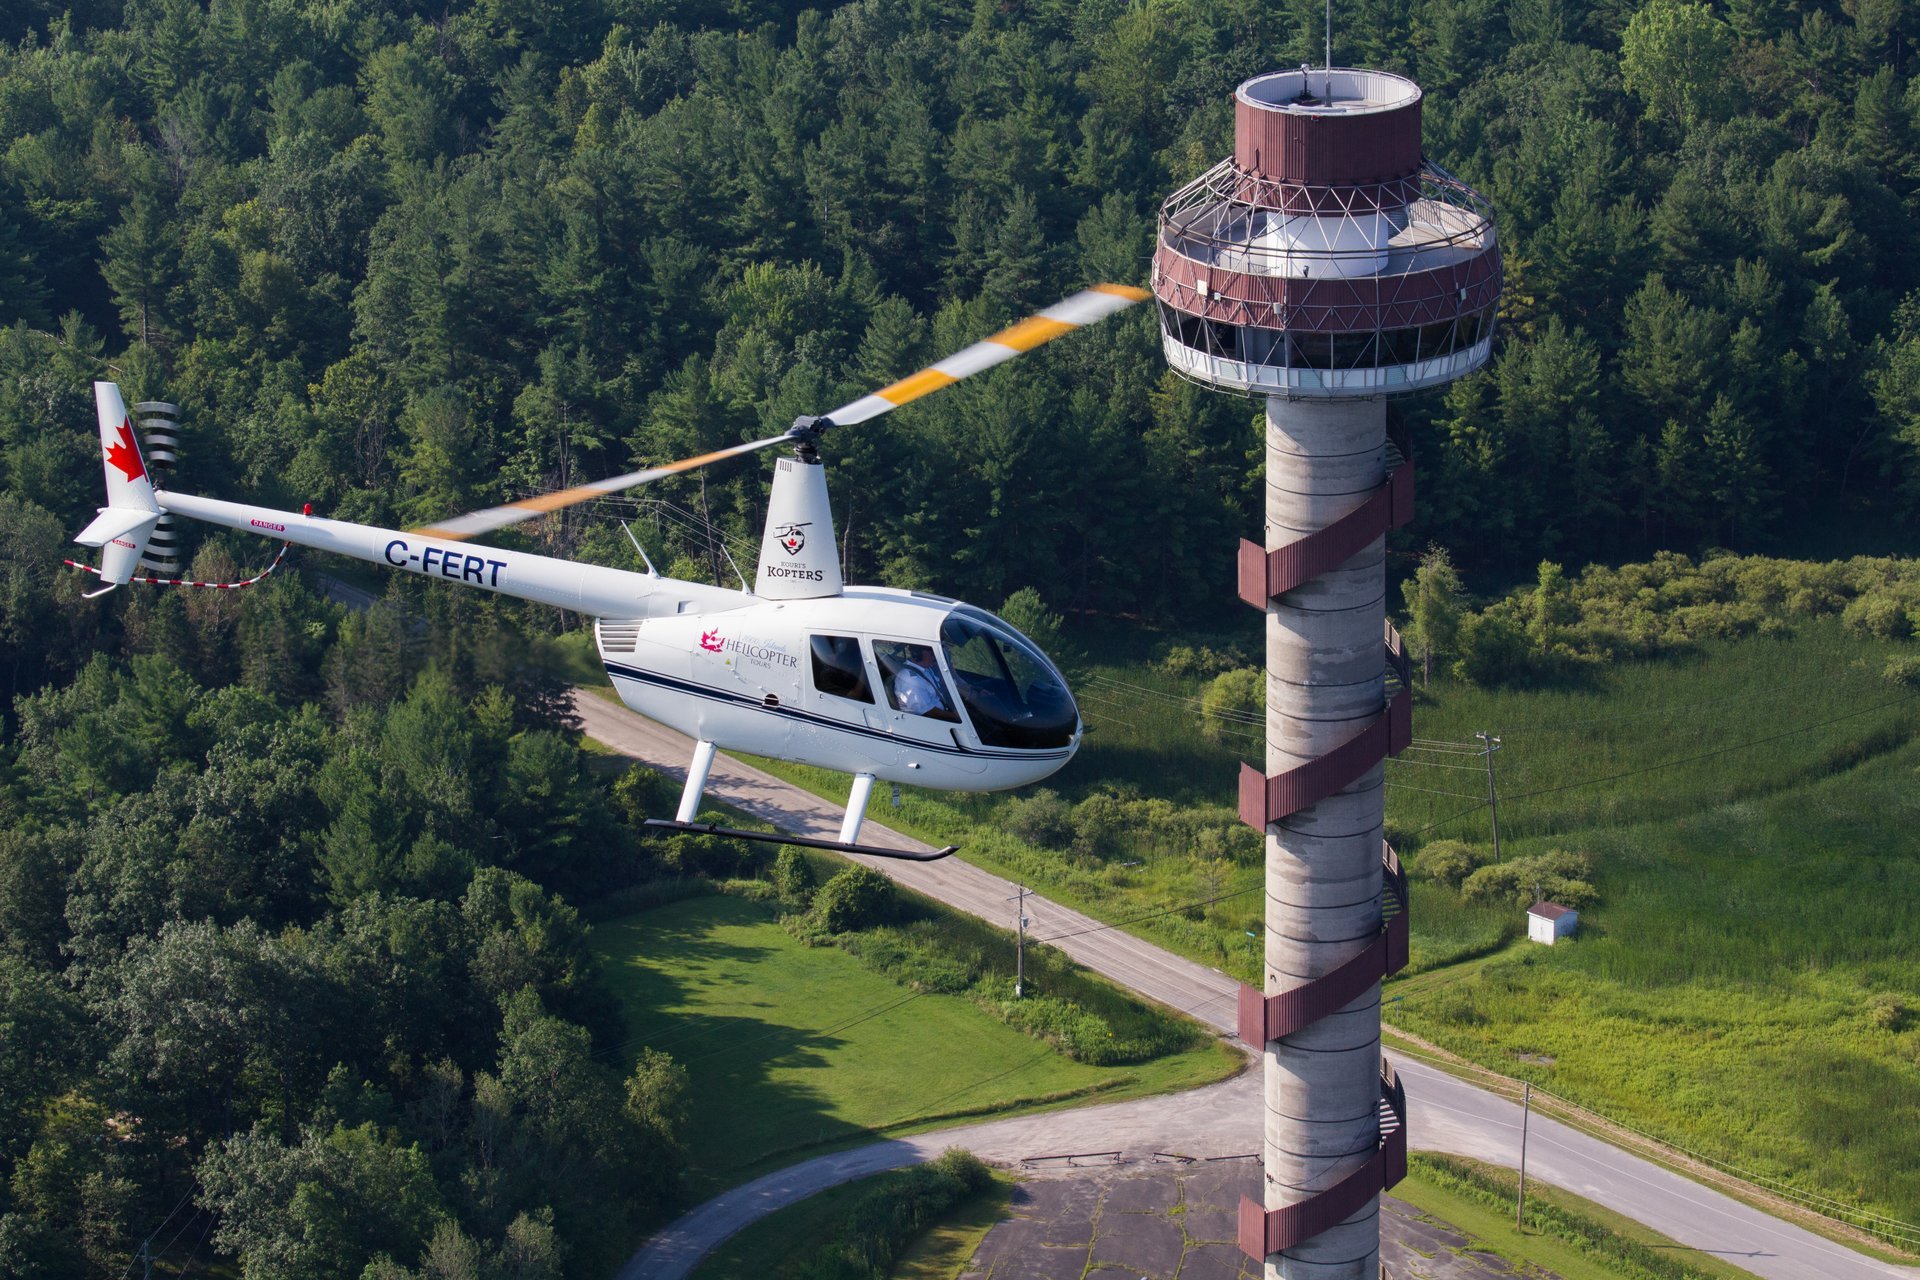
top-left (408, 283), bottom-right (1150, 543)
top-left (823, 283), bottom-right (1150, 427)
top-left (411, 432), bottom-right (791, 542)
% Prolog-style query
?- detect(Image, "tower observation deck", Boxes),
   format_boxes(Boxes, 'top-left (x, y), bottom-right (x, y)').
top-left (1152, 68), bottom-right (1500, 1277)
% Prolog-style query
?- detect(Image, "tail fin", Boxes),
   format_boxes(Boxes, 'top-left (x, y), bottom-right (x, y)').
top-left (93, 382), bottom-right (160, 513)
top-left (73, 382), bottom-right (162, 592)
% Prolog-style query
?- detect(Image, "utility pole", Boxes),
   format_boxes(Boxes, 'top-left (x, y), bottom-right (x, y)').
top-left (1477, 730), bottom-right (1503, 863)
top-left (139, 1237), bottom-right (153, 1280)
top-left (1516, 1081), bottom-right (1533, 1230)
top-left (1009, 886), bottom-right (1029, 997)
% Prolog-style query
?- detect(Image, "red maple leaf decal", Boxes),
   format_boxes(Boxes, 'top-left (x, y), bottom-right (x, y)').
top-left (105, 418), bottom-right (145, 483)
top-left (699, 630), bottom-right (724, 652)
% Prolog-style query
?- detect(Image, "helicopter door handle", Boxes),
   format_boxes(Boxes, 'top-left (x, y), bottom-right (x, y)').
top-left (763, 694), bottom-right (780, 707)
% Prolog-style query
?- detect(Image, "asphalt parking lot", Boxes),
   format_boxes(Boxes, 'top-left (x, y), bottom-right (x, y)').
top-left (959, 1164), bottom-right (1554, 1280)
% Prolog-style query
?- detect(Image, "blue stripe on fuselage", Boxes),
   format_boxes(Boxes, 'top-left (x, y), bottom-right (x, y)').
top-left (601, 660), bottom-right (1074, 761)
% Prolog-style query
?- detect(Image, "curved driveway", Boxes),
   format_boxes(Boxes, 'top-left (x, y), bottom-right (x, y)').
top-left (576, 692), bottom-right (1916, 1280)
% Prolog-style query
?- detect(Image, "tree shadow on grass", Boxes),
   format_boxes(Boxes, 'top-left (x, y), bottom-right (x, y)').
top-left (592, 894), bottom-right (895, 1198)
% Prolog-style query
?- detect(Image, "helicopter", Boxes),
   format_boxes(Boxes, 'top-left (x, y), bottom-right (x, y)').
top-left (71, 284), bottom-right (1149, 861)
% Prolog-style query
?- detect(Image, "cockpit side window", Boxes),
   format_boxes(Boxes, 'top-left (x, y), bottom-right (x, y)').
top-left (872, 641), bottom-right (960, 721)
top-left (809, 634), bottom-right (873, 704)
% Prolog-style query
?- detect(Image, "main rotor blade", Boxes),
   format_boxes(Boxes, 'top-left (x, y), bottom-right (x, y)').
top-left (823, 283), bottom-right (1150, 427)
top-left (406, 282), bottom-right (1150, 543)
top-left (411, 433), bottom-right (790, 542)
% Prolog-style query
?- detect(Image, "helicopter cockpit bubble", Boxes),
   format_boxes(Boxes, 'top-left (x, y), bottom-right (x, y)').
top-left (938, 611), bottom-right (1079, 750)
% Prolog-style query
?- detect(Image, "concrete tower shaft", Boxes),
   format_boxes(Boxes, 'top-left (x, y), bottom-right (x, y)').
top-left (1152, 67), bottom-right (1499, 1277)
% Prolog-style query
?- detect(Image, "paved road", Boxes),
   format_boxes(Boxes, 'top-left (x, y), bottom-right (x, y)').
top-left (578, 692), bottom-right (1916, 1280)
top-left (575, 692), bottom-right (1241, 1030)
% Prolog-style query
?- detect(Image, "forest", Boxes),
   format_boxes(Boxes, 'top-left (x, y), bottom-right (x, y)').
top-left (1, 0), bottom-right (1918, 1276)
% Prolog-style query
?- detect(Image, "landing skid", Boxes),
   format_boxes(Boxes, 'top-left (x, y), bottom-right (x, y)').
top-left (663, 745), bottom-right (951, 860)
top-left (642, 819), bottom-right (957, 862)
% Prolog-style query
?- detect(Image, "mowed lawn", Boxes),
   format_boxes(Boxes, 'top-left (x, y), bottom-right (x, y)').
top-left (593, 895), bottom-right (1237, 1194)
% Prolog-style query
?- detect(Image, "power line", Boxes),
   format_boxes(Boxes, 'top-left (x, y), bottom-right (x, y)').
top-left (119, 1190), bottom-right (197, 1280)
top-left (1403, 801), bottom-right (1491, 838)
top-left (1398, 689), bottom-right (1918, 839)
top-left (1385, 756), bottom-right (1485, 771)
top-left (1386, 780), bottom-right (1500, 802)
top-left (174, 1214), bottom-right (215, 1278)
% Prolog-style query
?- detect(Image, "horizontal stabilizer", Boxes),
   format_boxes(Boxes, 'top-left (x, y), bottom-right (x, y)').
top-left (641, 818), bottom-right (957, 862)
top-left (74, 506), bottom-right (161, 548)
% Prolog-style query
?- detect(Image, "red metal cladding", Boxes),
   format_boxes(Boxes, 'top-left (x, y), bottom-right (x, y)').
top-left (1237, 459), bottom-right (1414, 608)
top-left (1237, 625), bottom-right (1412, 830)
top-left (1153, 246), bottom-right (1502, 334)
top-left (1237, 1065), bottom-right (1408, 1258)
top-left (1233, 97), bottom-right (1422, 189)
top-left (1238, 694), bottom-right (1405, 828)
top-left (1238, 843), bottom-right (1410, 1047)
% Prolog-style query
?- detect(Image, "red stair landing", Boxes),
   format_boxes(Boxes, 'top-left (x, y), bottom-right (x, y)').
top-left (1236, 448), bottom-right (1415, 1259)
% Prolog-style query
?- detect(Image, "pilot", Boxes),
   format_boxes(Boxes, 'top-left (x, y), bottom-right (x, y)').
top-left (892, 645), bottom-right (949, 716)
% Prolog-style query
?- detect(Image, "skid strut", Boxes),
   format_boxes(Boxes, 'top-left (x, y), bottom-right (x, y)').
top-left (642, 819), bottom-right (956, 862)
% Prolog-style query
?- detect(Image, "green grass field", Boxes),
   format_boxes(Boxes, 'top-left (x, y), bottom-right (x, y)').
top-left (686, 1166), bottom-right (1014, 1280)
top-left (734, 614), bottom-right (1920, 1232)
top-left (1397, 1155), bottom-right (1764, 1280)
top-left (592, 894), bottom-right (1238, 1195)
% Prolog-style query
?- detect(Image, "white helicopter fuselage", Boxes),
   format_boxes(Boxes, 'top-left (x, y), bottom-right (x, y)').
top-left (81, 376), bottom-right (1092, 853)
top-left (599, 591), bottom-right (1076, 792)
top-left (156, 490), bottom-right (1080, 794)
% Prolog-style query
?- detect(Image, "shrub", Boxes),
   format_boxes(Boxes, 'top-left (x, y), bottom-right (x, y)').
top-left (1461, 850), bottom-right (1598, 909)
top-left (809, 867), bottom-right (895, 934)
top-left (718, 877), bottom-right (779, 904)
top-left (978, 978), bottom-right (1120, 1062)
top-left (612, 764), bottom-right (681, 824)
top-left (1885, 656), bottom-right (1920, 691)
top-left (1422, 987), bottom-right (1486, 1026)
top-left (773, 847), bottom-right (817, 907)
top-left (1156, 644), bottom-right (1245, 679)
top-left (999, 587), bottom-right (1072, 671)
top-left (1842, 591), bottom-right (1914, 640)
top-left (1000, 788), bottom-right (1075, 849)
top-left (1200, 668), bottom-right (1262, 743)
top-left (1068, 792), bottom-right (1129, 859)
top-left (656, 830), bottom-right (762, 879)
top-left (1452, 610), bottom-right (1533, 686)
top-left (1420, 839), bottom-right (1491, 890)
top-left (578, 877), bottom-right (710, 922)
top-left (841, 923), bottom-right (982, 994)
top-left (793, 1151), bottom-right (993, 1280)
top-left (1866, 992), bottom-right (1909, 1032)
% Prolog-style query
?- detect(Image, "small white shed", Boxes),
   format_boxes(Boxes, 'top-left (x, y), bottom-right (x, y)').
top-left (1527, 901), bottom-right (1578, 945)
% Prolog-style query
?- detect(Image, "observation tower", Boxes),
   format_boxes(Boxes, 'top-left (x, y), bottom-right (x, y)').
top-left (1152, 68), bottom-right (1500, 1276)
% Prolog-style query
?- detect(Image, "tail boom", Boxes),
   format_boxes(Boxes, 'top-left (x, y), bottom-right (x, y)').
top-left (156, 490), bottom-right (742, 619)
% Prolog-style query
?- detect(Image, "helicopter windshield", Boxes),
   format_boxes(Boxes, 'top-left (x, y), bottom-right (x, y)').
top-left (939, 613), bottom-right (1078, 749)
